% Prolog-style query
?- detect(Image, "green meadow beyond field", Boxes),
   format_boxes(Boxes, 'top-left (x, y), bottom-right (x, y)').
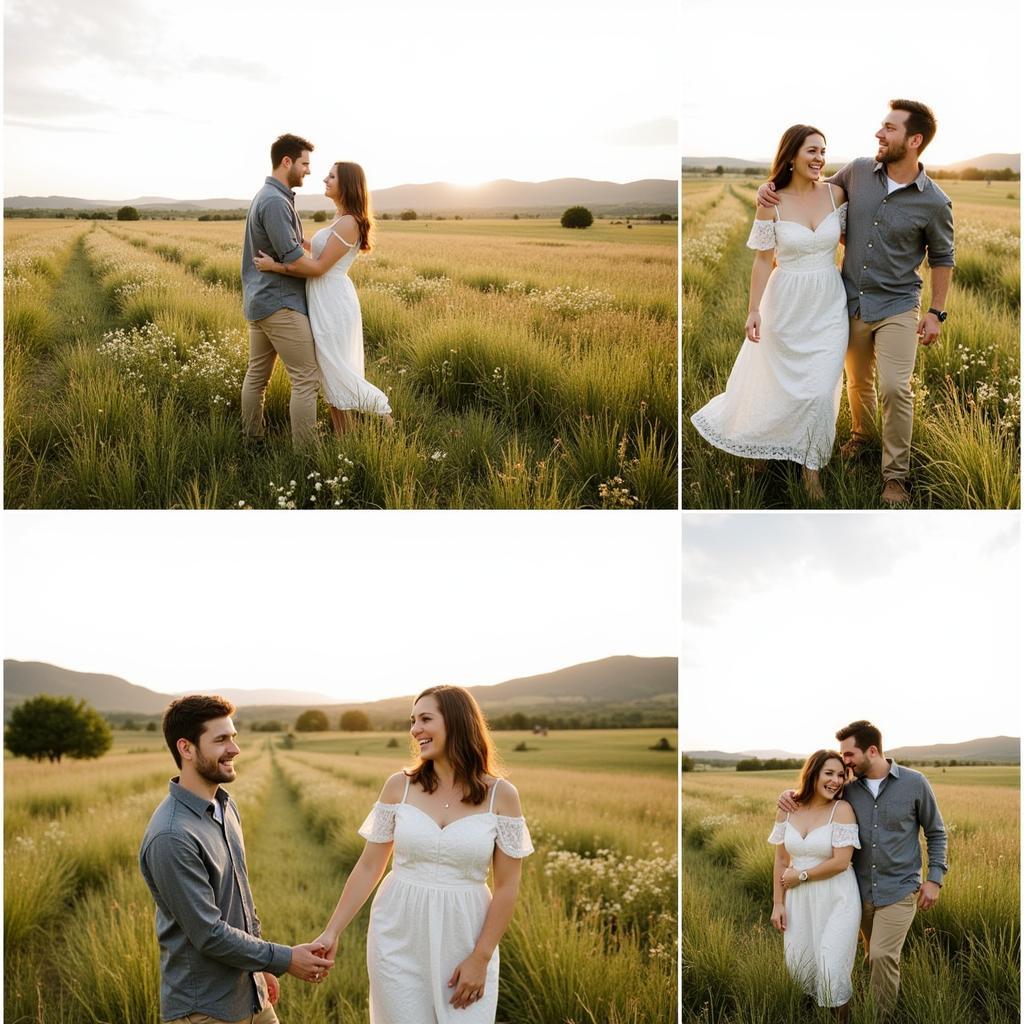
top-left (682, 177), bottom-right (1021, 509)
top-left (4, 728), bottom-right (677, 1024)
top-left (682, 766), bottom-right (1020, 1023)
top-left (3, 217), bottom-right (676, 509)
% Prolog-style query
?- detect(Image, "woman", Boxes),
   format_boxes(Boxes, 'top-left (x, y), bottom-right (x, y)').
top-left (255, 161), bottom-right (393, 434)
top-left (768, 749), bottom-right (861, 1021)
top-left (310, 685), bottom-right (533, 1023)
top-left (690, 125), bottom-right (848, 499)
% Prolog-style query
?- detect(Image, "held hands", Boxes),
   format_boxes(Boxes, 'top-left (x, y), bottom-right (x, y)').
top-left (310, 929), bottom-right (340, 962)
top-left (448, 950), bottom-right (489, 1009)
top-left (916, 312), bottom-right (941, 346)
top-left (254, 250), bottom-right (279, 272)
top-left (756, 181), bottom-right (781, 208)
top-left (745, 311), bottom-right (761, 343)
top-left (917, 880), bottom-right (941, 911)
top-left (286, 942), bottom-right (334, 984)
top-left (770, 902), bottom-right (787, 933)
top-left (780, 866), bottom-right (803, 890)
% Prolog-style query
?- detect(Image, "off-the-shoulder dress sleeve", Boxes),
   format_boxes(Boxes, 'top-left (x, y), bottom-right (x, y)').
top-left (837, 202), bottom-right (848, 234)
top-left (767, 820), bottom-right (787, 845)
top-left (747, 218), bottom-right (776, 251)
top-left (831, 821), bottom-right (860, 849)
top-left (495, 815), bottom-right (534, 858)
top-left (358, 802), bottom-right (397, 843)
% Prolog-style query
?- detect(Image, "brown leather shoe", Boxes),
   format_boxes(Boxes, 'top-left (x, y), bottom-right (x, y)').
top-left (840, 438), bottom-right (868, 461)
top-left (880, 479), bottom-right (911, 506)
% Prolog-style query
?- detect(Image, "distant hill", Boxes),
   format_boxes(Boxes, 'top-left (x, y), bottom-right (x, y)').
top-left (682, 153), bottom-right (1020, 174)
top-left (941, 153), bottom-right (1020, 173)
top-left (4, 655), bottom-right (676, 725)
top-left (685, 748), bottom-right (803, 763)
top-left (889, 736), bottom-right (1020, 763)
top-left (3, 178), bottom-right (676, 216)
top-left (681, 156), bottom-right (769, 171)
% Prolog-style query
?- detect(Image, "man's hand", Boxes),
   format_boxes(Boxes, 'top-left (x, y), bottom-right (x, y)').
top-left (448, 950), bottom-right (489, 1009)
top-left (262, 972), bottom-right (280, 1005)
top-left (311, 930), bottom-right (340, 962)
top-left (286, 942), bottom-right (334, 983)
top-left (917, 881), bottom-right (941, 911)
top-left (777, 789), bottom-right (799, 814)
top-left (916, 312), bottom-right (941, 346)
top-left (756, 181), bottom-right (781, 208)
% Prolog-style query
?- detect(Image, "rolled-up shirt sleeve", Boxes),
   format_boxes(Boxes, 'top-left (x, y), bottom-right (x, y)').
top-left (916, 778), bottom-right (949, 886)
top-left (262, 197), bottom-right (305, 265)
top-left (925, 199), bottom-right (955, 268)
top-left (144, 832), bottom-right (292, 975)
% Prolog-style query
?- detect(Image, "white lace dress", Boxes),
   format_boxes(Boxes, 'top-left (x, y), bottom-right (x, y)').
top-left (768, 804), bottom-right (861, 1007)
top-left (306, 223), bottom-right (391, 415)
top-left (691, 193), bottom-right (849, 469)
top-left (358, 778), bottom-right (534, 1024)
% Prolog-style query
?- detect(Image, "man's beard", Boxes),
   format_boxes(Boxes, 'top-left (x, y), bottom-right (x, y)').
top-left (879, 139), bottom-right (908, 164)
top-left (287, 169), bottom-right (305, 188)
top-left (195, 750), bottom-right (235, 785)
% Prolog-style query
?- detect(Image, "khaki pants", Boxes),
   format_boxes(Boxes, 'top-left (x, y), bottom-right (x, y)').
top-left (166, 1007), bottom-right (279, 1024)
top-left (860, 892), bottom-right (918, 1014)
top-left (845, 308), bottom-right (920, 481)
top-left (241, 307), bottom-right (320, 449)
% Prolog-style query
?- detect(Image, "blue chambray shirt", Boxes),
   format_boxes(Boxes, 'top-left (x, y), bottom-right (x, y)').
top-left (843, 759), bottom-right (948, 907)
top-left (829, 158), bottom-right (955, 321)
top-left (241, 176), bottom-right (308, 321)
top-left (139, 780), bottom-right (291, 1022)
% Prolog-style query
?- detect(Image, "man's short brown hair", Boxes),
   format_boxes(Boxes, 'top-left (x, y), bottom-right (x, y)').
top-left (836, 719), bottom-right (884, 756)
top-left (271, 133), bottom-right (314, 169)
top-left (889, 99), bottom-right (937, 154)
top-left (163, 695), bottom-right (236, 769)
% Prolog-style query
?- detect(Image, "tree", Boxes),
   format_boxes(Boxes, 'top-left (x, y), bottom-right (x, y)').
top-left (560, 206), bottom-right (593, 229)
top-left (313, 210), bottom-right (328, 223)
top-left (4, 695), bottom-right (112, 763)
top-left (400, 209), bottom-right (418, 221)
top-left (680, 754), bottom-right (695, 772)
top-left (340, 709), bottom-right (371, 731)
top-left (116, 206), bottom-right (140, 221)
top-left (295, 709), bottom-right (329, 732)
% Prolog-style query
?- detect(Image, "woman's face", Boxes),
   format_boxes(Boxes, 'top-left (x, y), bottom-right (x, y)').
top-left (410, 695), bottom-right (446, 760)
top-left (323, 165), bottom-right (340, 200)
top-left (793, 134), bottom-right (826, 182)
top-left (816, 757), bottom-right (845, 800)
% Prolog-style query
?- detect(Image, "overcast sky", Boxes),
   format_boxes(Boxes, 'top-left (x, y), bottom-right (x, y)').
top-left (680, 0), bottom-right (1020, 167)
top-left (4, 0), bottom-right (677, 199)
top-left (5, 512), bottom-right (679, 701)
top-left (682, 513), bottom-right (1021, 753)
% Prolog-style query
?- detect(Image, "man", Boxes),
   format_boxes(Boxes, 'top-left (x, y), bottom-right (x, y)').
top-left (760, 100), bottom-right (955, 505)
top-left (140, 695), bottom-right (333, 1024)
top-left (240, 133), bottom-right (321, 450)
top-left (780, 719), bottom-right (948, 1016)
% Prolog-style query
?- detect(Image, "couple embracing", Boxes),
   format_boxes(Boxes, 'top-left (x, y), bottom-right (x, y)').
top-left (769, 720), bottom-right (948, 1020)
top-left (691, 100), bottom-right (955, 505)
top-left (139, 690), bottom-right (532, 1024)
top-left (240, 133), bottom-right (394, 449)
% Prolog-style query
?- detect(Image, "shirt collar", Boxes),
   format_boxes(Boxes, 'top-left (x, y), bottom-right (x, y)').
top-left (873, 161), bottom-right (928, 191)
top-left (264, 175), bottom-right (296, 201)
top-left (169, 777), bottom-right (227, 818)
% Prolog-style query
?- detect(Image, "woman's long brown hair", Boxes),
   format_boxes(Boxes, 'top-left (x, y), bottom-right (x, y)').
top-left (334, 161), bottom-right (373, 252)
top-left (769, 124), bottom-right (826, 192)
top-left (793, 748), bottom-right (846, 805)
top-left (407, 685), bottom-right (501, 806)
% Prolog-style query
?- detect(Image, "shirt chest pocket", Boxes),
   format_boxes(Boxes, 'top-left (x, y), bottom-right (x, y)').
top-left (881, 205), bottom-right (930, 244)
top-left (881, 797), bottom-right (915, 831)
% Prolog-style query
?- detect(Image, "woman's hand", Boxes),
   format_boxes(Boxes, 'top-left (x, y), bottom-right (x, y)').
top-left (745, 311), bottom-right (761, 343)
top-left (770, 901), bottom-right (787, 933)
top-left (448, 950), bottom-right (489, 1009)
top-left (781, 866), bottom-right (802, 890)
top-left (310, 929), bottom-right (340, 962)
top-left (254, 250), bottom-right (280, 273)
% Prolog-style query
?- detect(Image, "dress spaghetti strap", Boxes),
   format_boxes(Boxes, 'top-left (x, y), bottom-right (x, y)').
top-left (330, 229), bottom-right (356, 248)
top-left (401, 775), bottom-right (411, 804)
top-left (488, 778), bottom-right (503, 812)
top-left (827, 799), bottom-right (839, 824)
top-left (826, 182), bottom-right (836, 211)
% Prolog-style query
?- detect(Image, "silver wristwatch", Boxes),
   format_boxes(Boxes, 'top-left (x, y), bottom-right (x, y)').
top-left (798, 870), bottom-right (809, 882)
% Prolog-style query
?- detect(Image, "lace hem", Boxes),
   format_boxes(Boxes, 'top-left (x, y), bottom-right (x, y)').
top-left (495, 815), bottom-right (534, 858)
top-left (831, 822), bottom-right (860, 849)
top-left (837, 202), bottom-right (848, 233)
top-left (767, 821), bottom-right (786, 846)
top-left (746, 218), bottom-right (776, 251)
top-left (691, 412), bottom-right (832, 470)
top-left (357, 801), bottom-right (397, 843)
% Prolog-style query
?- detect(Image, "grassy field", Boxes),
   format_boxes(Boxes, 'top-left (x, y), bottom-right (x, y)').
top-left (681, 176), bottom-right (1020, 509)
top-left (682, 767), bottom-right (1020, 1023)
top-left (3, 216), bottom-right (676, 509)
top-left (4, 728), bottom-right (677, 1023)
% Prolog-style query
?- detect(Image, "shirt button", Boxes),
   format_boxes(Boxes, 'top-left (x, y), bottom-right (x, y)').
top-left (863, 264), bottom-right (867, 269)
top-left (868, 243), bottom-right (873, 248)
top-left (874, 221), bottom-right (879, 225)
top-left (860, 291), bottom-right (864, 295)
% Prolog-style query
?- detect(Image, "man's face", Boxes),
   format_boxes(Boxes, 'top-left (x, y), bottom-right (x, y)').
top-left (285, 151), bottom-right (312, 189)
top-left (839, 737), bottom-right (870, 778)
top-left (875, 110), bottom-right (914, 165)
top-left (189, 715), bottom-right (240, 785)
